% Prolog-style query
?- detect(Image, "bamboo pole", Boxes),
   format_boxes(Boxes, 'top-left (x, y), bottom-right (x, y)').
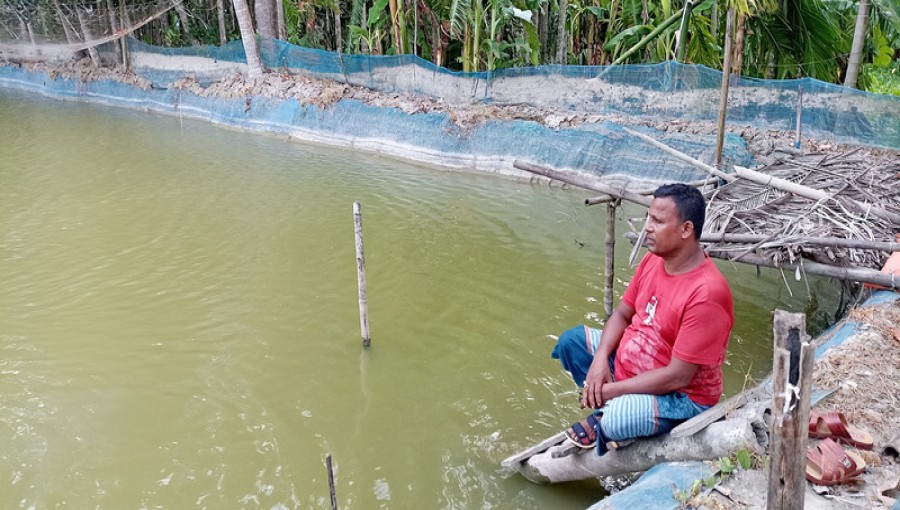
top-left (622, 127), bottom-right (735, 182)
top-left (766, 311), bottom-right (813, 510)
top-left (584, 194), bottom-right (616, 206)
top-left (353, 202), bottom-right (371, 347)
top-left (622, 232), bottom-right (899, 288)
top-left (714, 8), bottom-right (735, 167)
top-left (734, 165), bottom-right (900, 225)
top-left (604, 203), bottom-right (617, 319)
top-left (794, 87), bottom-right (803, 149)
top-left (513, 160), bottom-right (652, 207)
top-left (734, 165), bottom-right (828, 201)
top-left (626, 230), bottom-right (900, 252)
top-left (705, 249), bottom-right (899, 289)
top-left (326, 454), bottom-right (338, 510)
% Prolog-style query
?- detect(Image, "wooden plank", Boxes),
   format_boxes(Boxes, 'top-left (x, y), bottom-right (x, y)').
top-left (501, 431), bottom-right (568, 468)
top-left (669, 382), bottom-right (771, 438)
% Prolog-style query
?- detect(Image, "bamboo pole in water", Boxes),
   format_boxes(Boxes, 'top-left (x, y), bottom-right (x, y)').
top-left (353, 202), bottom-right (371, 347)
top-left (326, 454), bottom-right (338, 510)
top-left (604, 203), bottom-right (617, 319)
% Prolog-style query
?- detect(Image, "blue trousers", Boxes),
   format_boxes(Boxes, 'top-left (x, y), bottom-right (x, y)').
top-left (551, 325), bottom-right (709, 453)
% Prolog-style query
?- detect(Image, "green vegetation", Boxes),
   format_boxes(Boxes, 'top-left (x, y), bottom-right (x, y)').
top-left (1, 0), bottom-right (898, 94)
top-left (673, 449), bottom-right (763, 509)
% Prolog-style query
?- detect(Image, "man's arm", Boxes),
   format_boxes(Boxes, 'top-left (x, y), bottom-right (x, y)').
top-left (593, 357), bottom-right (699, 408)
top-left (582, 301), bottom-right (635, 409)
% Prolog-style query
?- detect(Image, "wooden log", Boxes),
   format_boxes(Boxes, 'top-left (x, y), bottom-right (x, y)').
top-left (604, 203), bottom-right (617, 319)
top-left (511, 409), bottom-right (768, 484)
top-left (513, 160), bottom-right (652, 207)
top-left (766, 311), bottom-right (814, 510)
top-left (353, 202), bottom-right (371, 347)
top-left (714, 8), bottom-right (735, 167)
top-left (622, 127), bottom-right (735, 182)
top-left (622, 231), bottom-right (900, 253)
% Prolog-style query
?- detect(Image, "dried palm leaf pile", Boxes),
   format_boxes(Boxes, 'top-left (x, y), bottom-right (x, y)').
top-left (514, 138), bottom-right (899, 289)
top-left (701, 148), bottom-right (900, 277)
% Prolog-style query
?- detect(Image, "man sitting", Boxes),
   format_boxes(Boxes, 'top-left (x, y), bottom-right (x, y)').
top-left (552, 183), bottom-right (734, 453)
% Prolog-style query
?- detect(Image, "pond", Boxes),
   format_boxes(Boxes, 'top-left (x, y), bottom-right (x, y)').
top-left (0, 91), bottom-right (844, 509)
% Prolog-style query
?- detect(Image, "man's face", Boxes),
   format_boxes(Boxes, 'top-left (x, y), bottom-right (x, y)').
top-left (644, 196), bottom-right (690, 256)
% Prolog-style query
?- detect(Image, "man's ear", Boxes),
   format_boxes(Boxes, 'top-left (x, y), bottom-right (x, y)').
top-left (681, 221), bottom-right (694, 239)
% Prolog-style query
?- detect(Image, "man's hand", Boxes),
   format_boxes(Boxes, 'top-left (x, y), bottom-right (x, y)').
top-left (581, 363), bottom-right (613, 409)
top-left (581, 302), bottom-right (634, 409)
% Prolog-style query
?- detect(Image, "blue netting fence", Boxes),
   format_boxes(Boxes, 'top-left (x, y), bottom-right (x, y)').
top-left (126, 37), bottom-right (900, 150)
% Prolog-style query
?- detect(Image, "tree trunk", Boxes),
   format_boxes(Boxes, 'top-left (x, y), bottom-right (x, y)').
top-left (159, 12), bottom-right (170, 45)
top-left (232, 0), bottom-right (264, 78)
top-left (217, 0), bottom-right (228, 44)
top-left (844, 0), bottom-right (870, 89)
top-left (556, 0), bottom-right (568, 64)
top-left (255, 0), bottom-right (277, 63)
top-left (53, 0), bottom-right (78, 44)
top-left (334, 0), bottom-right (343, 52)
top-left (731, 13), bottom-right (745, 75)
top-left (510, 405), bottom-right (769, 483)
top-left (77, 8), bottom-right (101, 65)
top-left (106, 0), bottom-right (122, 62)
top-left (276, 0), bottom-right (287, 39)
top-left (173, 1), bottom-right (199, 44)
top-left (388, 0), bottom-right (404, 53)
top-left (418, 0), bottom-right (442, 65)
top-left (538, 2), bottom-right (548, 63)
top-left (255, 0), bottom-right (278, 37)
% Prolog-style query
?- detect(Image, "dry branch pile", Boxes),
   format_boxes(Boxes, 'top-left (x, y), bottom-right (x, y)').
top-left (702, 149), bottom-right (900, 271)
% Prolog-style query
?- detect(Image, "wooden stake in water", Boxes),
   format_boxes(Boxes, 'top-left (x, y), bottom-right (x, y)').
top-left (353, 202), bottom-right (371, 347)
top-left (604, 202), bottom-right (617, 320)
top-left (326, 454), bottom-right (338, 510)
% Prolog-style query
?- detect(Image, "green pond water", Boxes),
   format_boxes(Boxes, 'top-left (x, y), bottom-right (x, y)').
top-left (0, 91), bottom-right (844, 509)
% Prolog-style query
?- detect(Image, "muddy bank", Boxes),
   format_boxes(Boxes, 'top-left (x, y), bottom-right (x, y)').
top-left (706, 296), bottom-right (900, 509)
top-left (8, 57), bottom-right (899, 171)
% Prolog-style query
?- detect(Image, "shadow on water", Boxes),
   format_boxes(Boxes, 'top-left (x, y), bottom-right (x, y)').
top-left (0, 91), bottom-right (846, 509)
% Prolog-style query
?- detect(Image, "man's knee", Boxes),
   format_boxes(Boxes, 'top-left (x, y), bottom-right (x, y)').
top-left (551, 325), bottom-right (586, 360)
top-left (598, 395), bottom-right (658, 441)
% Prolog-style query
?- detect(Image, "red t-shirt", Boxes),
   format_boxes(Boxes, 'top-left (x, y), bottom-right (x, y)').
top-left (616, 252), bottom-right (734, 406)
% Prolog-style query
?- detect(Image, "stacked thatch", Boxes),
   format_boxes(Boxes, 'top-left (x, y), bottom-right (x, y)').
top-left (702, 149), bottom-right (900, 272)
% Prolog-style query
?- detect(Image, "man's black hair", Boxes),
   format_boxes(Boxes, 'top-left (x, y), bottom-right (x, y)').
top-left (653, 183), bottom-right (705, 239)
